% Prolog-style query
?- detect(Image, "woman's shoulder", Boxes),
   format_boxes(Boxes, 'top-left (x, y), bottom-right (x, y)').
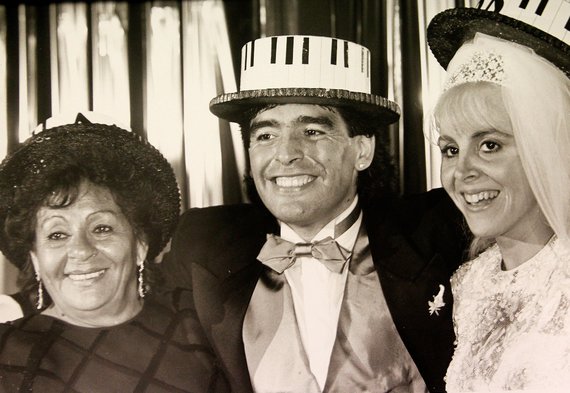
top-left (451, 244), bottom-right (500, 291)
top-left (141, 292), bottom-right (212, 347)
top-left (539, 238), bottom-right (570, 315)
top-left (123, 295), bottom-right (225, 392)
top-left (550, 237), bottom-right (570, 274)
top-left (0, 313), bottom-right (53, 334)
top-left (0, 314), bottom-right (55, 368)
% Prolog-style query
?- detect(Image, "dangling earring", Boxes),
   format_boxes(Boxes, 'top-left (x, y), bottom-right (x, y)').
top-left (138, 260), bottom-right (145, 298)
top-left (35, 271), bottom-right (44, 310)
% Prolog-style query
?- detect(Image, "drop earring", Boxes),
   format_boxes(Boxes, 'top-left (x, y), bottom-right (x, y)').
top-left (35, 271), bottom-right (44, 309)
top-left (138, 260), bottom-right (146, 298)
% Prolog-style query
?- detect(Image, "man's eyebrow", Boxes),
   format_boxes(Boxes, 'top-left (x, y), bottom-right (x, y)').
top-left (250, 119), bottom-right (279, 133)
top-left (295, 115), bottom-right (334, 128)
top-left (250, 115), bottom-right (335, 132)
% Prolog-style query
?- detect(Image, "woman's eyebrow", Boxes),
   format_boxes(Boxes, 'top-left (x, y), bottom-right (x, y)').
top-left (471, 129), bottom-right (512, 140)
top-left (437, 135), bottom-right (453, 145)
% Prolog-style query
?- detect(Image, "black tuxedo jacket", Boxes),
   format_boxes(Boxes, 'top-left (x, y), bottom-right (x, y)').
top-left (161, 188), bottom-right (467, 393)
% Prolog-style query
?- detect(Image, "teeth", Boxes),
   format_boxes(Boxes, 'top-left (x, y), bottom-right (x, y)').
top-left (275, 175), bottom-right (314, 188)
top-left (68, 269), bottom-right (105, 281)
top-left (464, 191), bottom-right (499, 204)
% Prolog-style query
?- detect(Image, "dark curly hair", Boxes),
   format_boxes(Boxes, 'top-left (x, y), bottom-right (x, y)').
top-left (0, 122), bottom-right (180, 305)
top-left (238, 104), bottom-right (398, 205)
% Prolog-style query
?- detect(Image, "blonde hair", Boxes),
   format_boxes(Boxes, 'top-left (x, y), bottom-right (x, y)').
top-left (432, 34), bottom-right (570, 257)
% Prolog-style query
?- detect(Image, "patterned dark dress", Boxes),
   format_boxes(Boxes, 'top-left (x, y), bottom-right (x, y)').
top-left (0, 292), bottom-right (226, 392)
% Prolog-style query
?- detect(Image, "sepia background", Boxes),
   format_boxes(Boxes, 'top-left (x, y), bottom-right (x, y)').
top-left (0, 0), bottom-right (471, 294)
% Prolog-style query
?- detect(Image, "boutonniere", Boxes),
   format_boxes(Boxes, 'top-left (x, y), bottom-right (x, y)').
top-left (428, 284), bottom-right (446, 316)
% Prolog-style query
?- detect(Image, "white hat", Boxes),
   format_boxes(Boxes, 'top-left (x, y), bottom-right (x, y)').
top-left (209, 35), bottom-right (400, 127)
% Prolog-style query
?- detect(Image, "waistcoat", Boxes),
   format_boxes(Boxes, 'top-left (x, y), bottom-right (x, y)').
top-left (243, 226), bottom-right (428, 392)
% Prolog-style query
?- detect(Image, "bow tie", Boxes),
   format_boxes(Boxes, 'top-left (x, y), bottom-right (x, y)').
top-left (257, 234), bottom-right (352, 274)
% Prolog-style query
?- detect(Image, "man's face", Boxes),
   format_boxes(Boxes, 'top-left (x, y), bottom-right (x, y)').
top-left (248, 104), bottom-right (374, 238)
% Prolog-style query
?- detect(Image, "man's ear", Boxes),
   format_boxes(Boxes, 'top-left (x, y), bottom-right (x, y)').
top-left (354, 134), bottom-right (375, 171)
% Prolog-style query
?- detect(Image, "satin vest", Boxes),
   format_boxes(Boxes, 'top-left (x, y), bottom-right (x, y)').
top-left (243, 225), bottom-right (428, 392)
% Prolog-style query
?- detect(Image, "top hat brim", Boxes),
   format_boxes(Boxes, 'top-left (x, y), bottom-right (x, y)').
top-left (428, 8), bottom-right (570, 78)
top-left (209, 88), bottom-right (401, 127)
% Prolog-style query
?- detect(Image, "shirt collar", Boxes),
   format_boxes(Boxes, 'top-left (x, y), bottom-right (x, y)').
top-left (280, 196), bottom-right (362, 251)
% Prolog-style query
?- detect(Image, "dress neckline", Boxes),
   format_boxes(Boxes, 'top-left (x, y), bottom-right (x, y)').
top-left (488, 235), bottom-right (558, 276)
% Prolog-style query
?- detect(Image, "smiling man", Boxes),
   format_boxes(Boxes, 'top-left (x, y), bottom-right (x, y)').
top-left (247, 104), bottom-right (371, 240)
top-left (162, 35), bottom-right (466, 393)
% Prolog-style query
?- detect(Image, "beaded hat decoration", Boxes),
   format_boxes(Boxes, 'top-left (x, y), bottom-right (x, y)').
top-left (0, 113), bottom-right (181, 269)
top-left (428, 0), bottom-right (570, 78)
top-left (209, 35), bottom-right (400, 127)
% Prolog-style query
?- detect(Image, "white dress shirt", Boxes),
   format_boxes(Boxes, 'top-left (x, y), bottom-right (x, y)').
top-left (280, 197), bottom-right (362, 390)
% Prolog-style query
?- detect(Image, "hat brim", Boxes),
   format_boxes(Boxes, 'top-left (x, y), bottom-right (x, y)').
top-left (209, 88), bottom-right (401, 127)
top-left (428, 8), bottom-right (570, 77)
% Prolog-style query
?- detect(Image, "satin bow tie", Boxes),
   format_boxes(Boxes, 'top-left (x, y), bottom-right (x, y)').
top-left (257, 234), bottom-right (352, 274)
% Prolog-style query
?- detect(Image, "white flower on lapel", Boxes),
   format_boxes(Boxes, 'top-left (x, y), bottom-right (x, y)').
top-left (428, 284), bottom-right (446, 316)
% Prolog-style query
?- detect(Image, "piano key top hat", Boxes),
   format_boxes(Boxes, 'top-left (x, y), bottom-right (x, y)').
top-left (209, 35), bottom-right (400, 127)
top-left (427, 0), bottom-right (570, 77)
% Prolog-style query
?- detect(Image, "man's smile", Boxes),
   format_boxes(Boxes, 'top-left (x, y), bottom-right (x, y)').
top-left (273, 175), bottom-right (316, 188)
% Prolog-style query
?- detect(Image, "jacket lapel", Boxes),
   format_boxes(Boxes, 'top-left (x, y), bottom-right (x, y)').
top-left (193, 262), bottom-right (260, 392)
top-left (362, 198), bottom-right (460, 393)
top-left (192, 207), bottom-right (278, 393)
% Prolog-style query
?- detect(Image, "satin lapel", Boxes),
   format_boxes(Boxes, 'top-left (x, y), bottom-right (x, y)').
top-left (363, 207), bottom-right (456, 393)
top-left (192, 211), bottom-right (277, 393)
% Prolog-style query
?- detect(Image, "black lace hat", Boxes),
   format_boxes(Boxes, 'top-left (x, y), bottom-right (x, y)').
top-left (428, 0), bottom-right (570, 77)
top-left (0, 114), bottom-right (180, 269)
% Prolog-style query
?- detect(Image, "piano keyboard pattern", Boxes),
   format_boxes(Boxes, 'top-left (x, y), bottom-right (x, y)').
top-left (478, 0), bottom-right (570, 45)
top-left (239, 36), bottom-right (371, 93)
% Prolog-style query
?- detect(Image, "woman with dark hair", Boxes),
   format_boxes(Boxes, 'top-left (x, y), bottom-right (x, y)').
top-left (428, 0), bottom-right (570, 390)
top-left (0, 115), bottom-right (225, 392)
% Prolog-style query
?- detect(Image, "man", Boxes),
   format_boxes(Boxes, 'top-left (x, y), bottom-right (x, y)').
top-left (162, 35), bottom-right (466, 392)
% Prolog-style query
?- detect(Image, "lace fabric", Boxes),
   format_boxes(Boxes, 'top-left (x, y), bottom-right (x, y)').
top-left (446, 237), bottom-right (570, 391)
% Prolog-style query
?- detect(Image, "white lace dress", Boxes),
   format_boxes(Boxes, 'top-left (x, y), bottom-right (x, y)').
top-left (445, 237), bottom-right (570, 392)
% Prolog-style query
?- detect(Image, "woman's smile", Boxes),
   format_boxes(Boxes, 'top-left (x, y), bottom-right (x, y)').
top-left (66, 268), bottom-right (107, 284)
